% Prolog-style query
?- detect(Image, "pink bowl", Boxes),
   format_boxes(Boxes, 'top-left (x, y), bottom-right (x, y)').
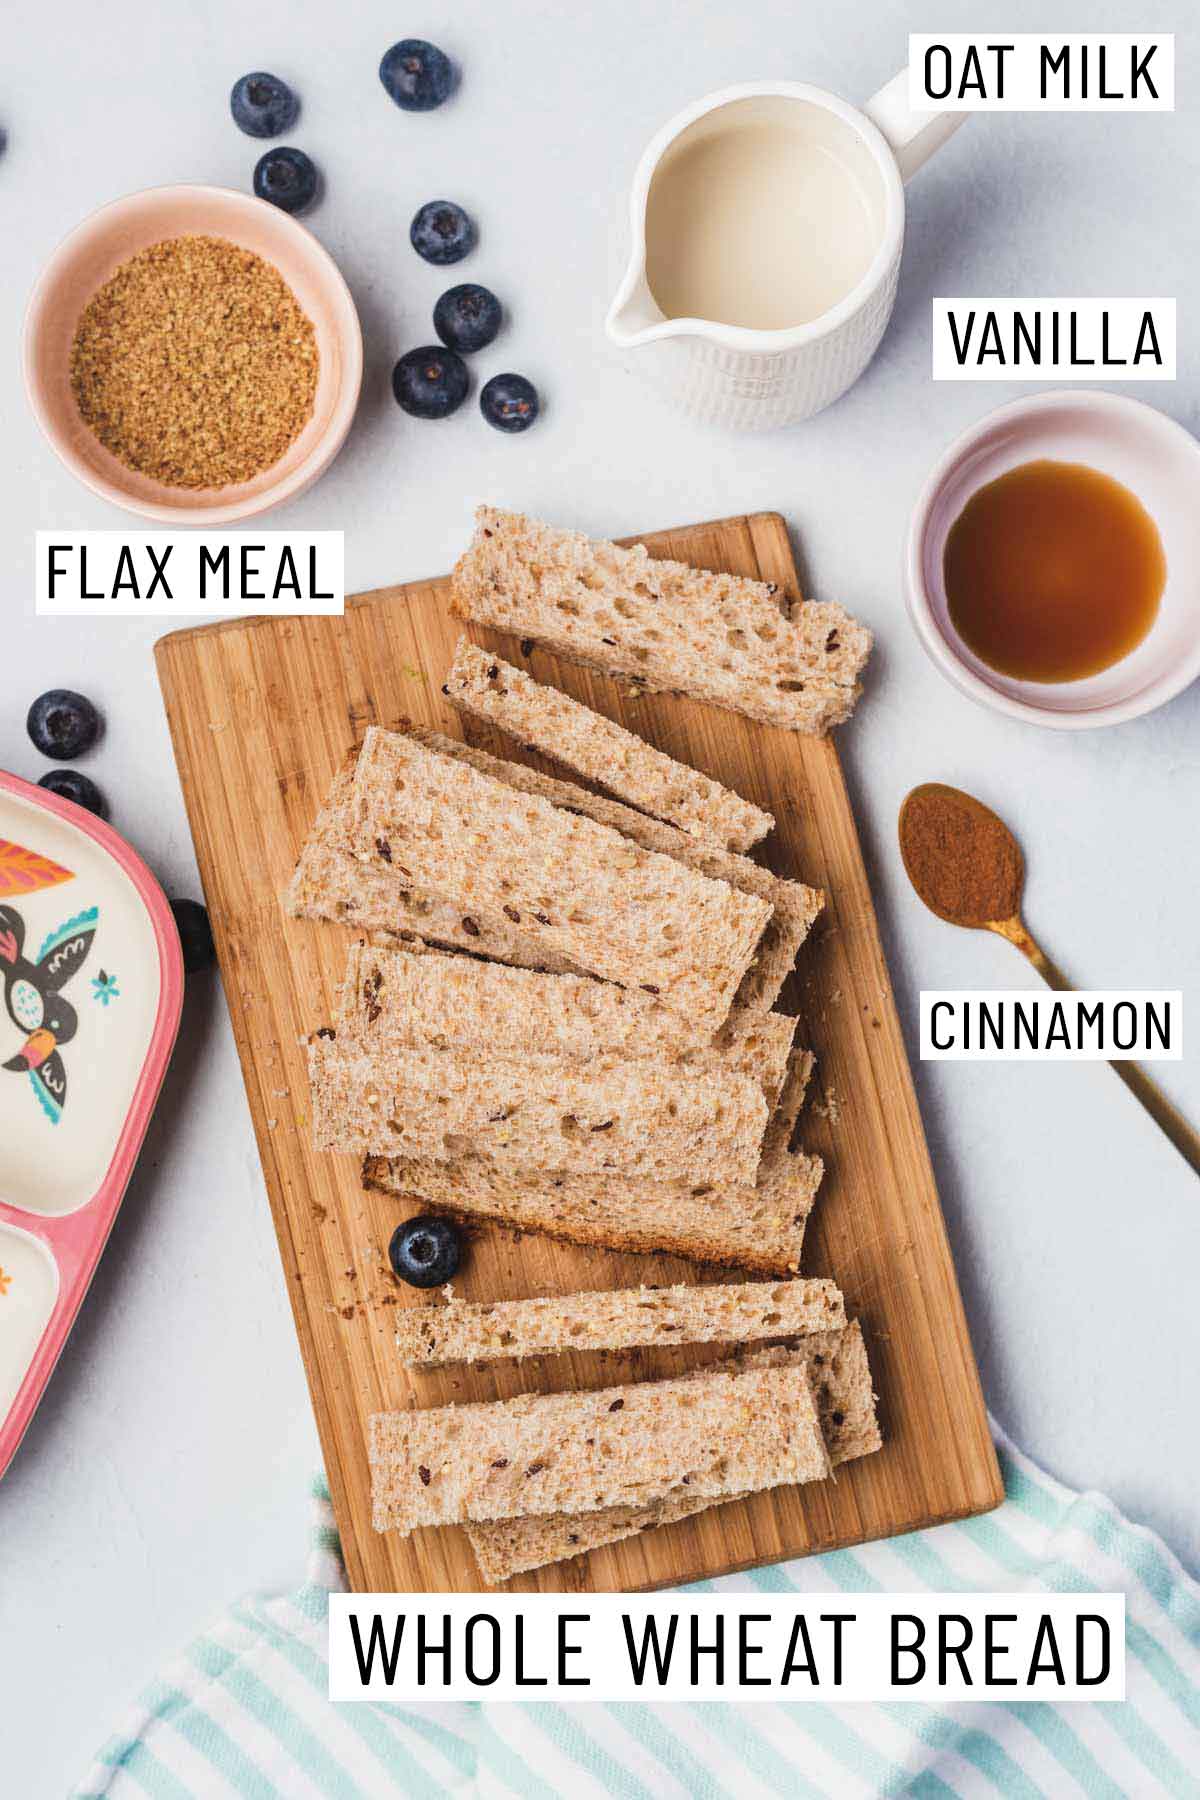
top-left (23, 184), bottom-right (363, 525)
top-left (905, 391), bottom-right (1200, 730)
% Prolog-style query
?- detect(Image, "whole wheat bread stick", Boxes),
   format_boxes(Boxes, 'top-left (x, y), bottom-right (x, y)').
top-left (308, 1031), bottom-right (768, 1184)
top-left (284, 731), bottom-right (821, 1013)
top-left (347, 726), bottom-right (771, 1037)
top-left (444, 637), bottom-right (773, 852)
top-left (369, 1362), bottom-right (831, 1535)
top-left (283, 763), bottom-right (580, 974)
top-left (394, 1276), bottom-right (845, 1368)
top-left (406, 727), bottom-right (822, 1011)
top-left (362, 1045), bottom-right (823, 1274)
top-left (451, 507), bottom-right (872, 734)
top-left (467, 1322), bottom-right (880, 1582)
top-left (337, 941), bottom-right (796, 1106)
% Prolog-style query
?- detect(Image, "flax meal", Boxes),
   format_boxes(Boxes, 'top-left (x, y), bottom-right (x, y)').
top-left (69, 234), bottom-right (319, 490)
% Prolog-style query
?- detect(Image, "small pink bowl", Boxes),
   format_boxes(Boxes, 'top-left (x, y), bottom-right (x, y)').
top-left (905, 390), bottom-right (1200, 730)
top-left (24, 184), bottom-right (363, 525)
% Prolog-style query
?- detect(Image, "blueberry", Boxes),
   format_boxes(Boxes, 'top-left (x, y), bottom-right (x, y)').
top-left (230, 72), bottom-right (299, 139)
top-left (27, 689), bottom-right (102, 760)
top-left (380, 39), bottom-right (456, 112)
top-left (410, 200), bottom-right (475, 266)
top-left (393, 346), bottom-right (469, 420)
top-left (37, 769), bottom-right (107, 819)
top-left (389, 1216), bottom-right (461, 1288)
top-left (253, 146), bottom-right (318, 214)
top-left (480, 373), bottom-right (540, 433)
top-left (434, 283), bottom-right (502, 354)
top-left (170, 898), bottom-right (215, 974)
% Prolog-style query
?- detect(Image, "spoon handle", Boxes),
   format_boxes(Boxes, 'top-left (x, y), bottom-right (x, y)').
top-left (993, 916), bottom-right (1200, 1179)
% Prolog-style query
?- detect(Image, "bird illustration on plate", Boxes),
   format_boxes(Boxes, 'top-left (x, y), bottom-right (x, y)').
top-left (0, 902), bottom-right (99, 1123)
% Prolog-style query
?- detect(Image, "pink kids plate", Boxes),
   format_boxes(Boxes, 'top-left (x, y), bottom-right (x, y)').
top-left (0, 771), bottom-right (183, 1479)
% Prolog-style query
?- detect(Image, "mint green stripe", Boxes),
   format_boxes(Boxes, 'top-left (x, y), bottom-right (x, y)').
top-left (889, 1519), bottom-right (1128, 1798)
top-left (999, 1446), bottom-right (1200, 1637)
top-left (386, 1708), bottom-right (479, 1790)
top-left (231, 1598), bottom-right (469, 1794)
top-left (190, 1640), bottom-right (361, 1800)
top-left (810, 1548), bottom-right (886, 1592)
top-left (290, 1583), bottom-right (330, 1625)
top-left (774, 1547), bottom-right (1049, 1799)
top-left (1005, 1706), bottom-right (1127, 1800)
top-left (525, 1703), bottom-right (662, 1800)
top-left (962, 1504), bottom-right (1196, 1785)
top-left (744, 1562), bottom-right (803, 1593)
top-left (882, 1532), bottom-right (960, 1591)
top-left (145, 1682), bottom-right (278, 1799)
top-left (98, 1732), bottom-right (142, 1766)
top-left (905, 1778), bottom-right (962, 1800)
top-left (611, 1702), bottom-right (737, 1800)
top-left (1101, 1692), bottom-right (1200, 1795)
top-left (472, 1711), bottom-right (563, 1800)
top-left (692, 1702), bottom-right (827, 1800)
top-left (1123, 1620), bottom-right (1200, 1733)
top-left (995, 1446), bottom-right (1060, 1526)
top-left (885, 1705), bottom-right (1046, 1800)
top-left (966, 1502), bottom-right (1200, 1733)
top-left (107, 1742), bottom-right (196, 1800)
top-left (735, 1552), bottom-right (957, 1796)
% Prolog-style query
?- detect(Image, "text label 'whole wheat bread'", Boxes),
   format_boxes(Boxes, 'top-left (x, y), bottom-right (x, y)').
top-left (347, 726), bottom-right (771, 1038)
top-left (368, 1362), bottom-right (831, 1535)
top-left (337, 941), bottom-right (796, 1106)
top-left (394, 1276), bottom-right (845, 1367)
top-left (451, 507), bottom-right (872, 734)
top-left (308, 1032), bottom-right (768, 1185)
top-left (284, 730), bottom-right (822, 1015)
top-left (363, 1044), bottom-right (823, 1274)
top-left (467, 1322), bottom-right (880, 1582)
top-left (444, 637), bottom-right (774, 853)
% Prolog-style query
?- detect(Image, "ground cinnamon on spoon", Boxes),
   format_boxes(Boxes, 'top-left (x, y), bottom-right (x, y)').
top-left (898, 784), bottom-right (1023, 926)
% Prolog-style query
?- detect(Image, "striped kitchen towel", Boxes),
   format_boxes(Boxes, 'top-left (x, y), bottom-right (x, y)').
top-left (74, 1426), bottom-right (1200, 1799)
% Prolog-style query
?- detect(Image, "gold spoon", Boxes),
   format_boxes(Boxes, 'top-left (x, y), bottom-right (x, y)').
top-left (899, 781), bottom-right (1200, 1178)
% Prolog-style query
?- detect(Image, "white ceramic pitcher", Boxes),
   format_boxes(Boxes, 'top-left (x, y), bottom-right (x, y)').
top-left (606, 72), bottom-right (964, 430)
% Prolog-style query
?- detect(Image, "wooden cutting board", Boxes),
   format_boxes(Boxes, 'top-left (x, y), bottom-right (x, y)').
top-left (155, 511), bottom-right (1002, 1593)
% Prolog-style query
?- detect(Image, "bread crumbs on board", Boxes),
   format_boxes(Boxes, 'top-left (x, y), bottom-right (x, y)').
top-left (69, 234), bottom-right (318, 489)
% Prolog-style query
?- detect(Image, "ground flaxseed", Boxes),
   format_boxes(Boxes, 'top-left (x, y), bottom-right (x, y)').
top-left (69, 234), bottom-right (319, 490)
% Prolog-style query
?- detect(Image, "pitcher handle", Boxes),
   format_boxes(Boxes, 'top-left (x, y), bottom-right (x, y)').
top-left (864, 68), bottom-right (966, 183)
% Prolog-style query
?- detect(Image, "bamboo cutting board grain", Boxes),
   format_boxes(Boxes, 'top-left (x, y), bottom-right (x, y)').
top-left (155, 512), bottom-right (1002, 1593)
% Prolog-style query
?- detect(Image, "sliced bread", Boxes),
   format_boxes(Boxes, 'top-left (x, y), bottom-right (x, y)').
top-left (467, 1322), bottom-right (879, 1582)
top-left (394, 1275), bottom-right (845, 1367)
top-left (363, 1046), bottom-right (823, 1274)
top-left (286, 730), bottom-right (821, 1013)
top-left (409, 727), bottom-right (822, 1013)
top-left (368, 1361), bottom-right (831, 1535)
top-left (348, 726), bottom-right (771, 1037)
top-left (308, 1031), bottom-right (768, 1184)
top-left (283, 763), bottom-right (579, 976)
top-left (337, 941), bottom-right (796, 1105)
top-left (451, 507), bottom-right (872, 734)
top-left (444, 637), bottom-right (773, 853)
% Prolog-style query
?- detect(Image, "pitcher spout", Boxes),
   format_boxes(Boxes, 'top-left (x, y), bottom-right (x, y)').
top-left (605, 260), bottom-right (667, 348)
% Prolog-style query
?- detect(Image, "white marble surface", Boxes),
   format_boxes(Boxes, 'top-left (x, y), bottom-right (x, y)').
top-left (2, 1), bottom-right (1199, 1790)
